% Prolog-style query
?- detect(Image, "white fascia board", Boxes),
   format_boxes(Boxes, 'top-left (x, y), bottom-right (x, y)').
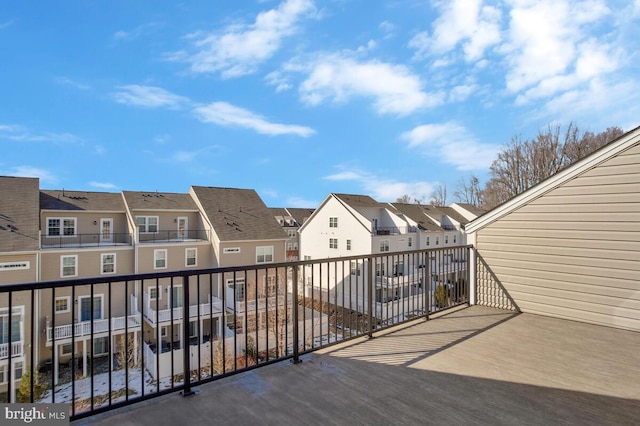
top-left (466, 126), bottom-right (640, 233)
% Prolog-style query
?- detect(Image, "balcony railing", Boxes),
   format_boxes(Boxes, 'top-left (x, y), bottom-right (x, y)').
top-left (138, 229), bottom-right (209, 243)
top-left (41, 232), bottom-right (132, 248)
top-left (46, 315), bottom-right (142, 343)
top-left (140, 294), bottom-right (224, 326)
top-left (374, 225), bottom-right (418, 235)
top-left (0, 245), bottom-right (470, 420)
top-left (0, 341), bottom-right (23, 359)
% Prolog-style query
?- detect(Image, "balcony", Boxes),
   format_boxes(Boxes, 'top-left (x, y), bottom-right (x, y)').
top-left (85, 305), bottom-right (640, 425)
top-left (138, 229), bottom-right (209, 244)
top-left (41, 232), bottom-right (132, 248)
top-left (139, 294), bottom-right (224, 326)
top-left (45, 315), bottom-right (142, 344)
top-left (0, 341), bottom-right (23, 359)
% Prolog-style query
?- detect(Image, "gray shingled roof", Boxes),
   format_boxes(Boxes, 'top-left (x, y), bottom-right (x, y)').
top-left (41, 190), bottom-right (126, 211)
top-left (192, 186), bottom-right (287, 242)
top-left (333, 193), bottom-right (382, 208)
top-left (123, 191), bottom-right (199, 211)
top-left (0, 176), bottom-right (40, 252)
top-left (285, 208), bottom-right (315, 225)
top-left (436, 206), bottom-right (471, 225)
top-left (389, 203), bottom-right (443, 231)
top-left (456, 203), bottom-right (486, 217)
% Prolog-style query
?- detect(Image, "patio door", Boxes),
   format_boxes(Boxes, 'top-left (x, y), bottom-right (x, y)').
top-left (79, 296), bottom-right (102, 321)
top-left (169, 285), bottom-right (183, 309)
top-left (100, 218), bottom-right (113, 243)
top-left (177, 217), bottom-right (188, 239)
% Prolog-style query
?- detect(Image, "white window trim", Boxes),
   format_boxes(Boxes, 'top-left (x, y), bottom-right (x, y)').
top-left (256, 246), bottom-right (274, 264)
top-left (379, 239), bottom-right (390, 252)
top-left (77, 294), bottom-right (104, 322)
top-left (136, 216), bottom-right (159, 234)
top-left (154, 249), bottom-right (167, 269)
top-left (185, 248), bottom-right (197, 267)
top-left (149, 285), bottom-right (162, 302)
top-left (329, 217), bottom-right (338, 228)
top-left (101, 253), bottom-right (116, 275)
top-left (60, 255), bottom-right (78, 278)
top-left (0, 261), bottom-right (30, 271)
top-left (329, 238), bottom-right (338, 249)
top-left (47, 217), bottom-right (77, 237)
top-left (60, 343), bottom-right (73, 356)
top-left (55, 296), bottom-right (71, 314)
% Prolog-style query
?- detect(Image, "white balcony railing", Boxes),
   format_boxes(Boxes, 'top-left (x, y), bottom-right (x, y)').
top-left (0, 341), bottom-right (23, 359)
top-left (46, 315), bottom-right (142, 343)
top-left (141, 293), bottom-right (224, 326)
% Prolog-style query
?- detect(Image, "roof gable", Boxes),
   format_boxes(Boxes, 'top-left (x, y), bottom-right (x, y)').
top-left (467, 125), bottom-right (640, 233)
top-left (191, 186), bottom-right (286, 242)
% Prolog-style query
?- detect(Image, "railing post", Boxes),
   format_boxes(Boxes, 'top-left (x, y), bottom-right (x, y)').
top-left (292, 265), bottom-right (301, 364)
top-left (182, 273), bottom-right (195, 396)
top-left (367, 256), bottom-right (374, 339)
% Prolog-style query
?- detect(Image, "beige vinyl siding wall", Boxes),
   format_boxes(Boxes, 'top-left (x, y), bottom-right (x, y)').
top-left (475, 143), bottom-right (640, 331)
top-left (0, 253), bottom-right (38, 285)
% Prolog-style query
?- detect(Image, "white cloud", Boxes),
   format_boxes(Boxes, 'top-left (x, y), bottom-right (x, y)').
top-left (112, 85), bottom-right (190, 109)
top-left (112, 22), bottom-right (161, 41)
top-left (53, 76), bottom-right (91, 90)
top-left (409, 0), bottom-right (502, 62)
top-left (0, 124), bottom-right (80, 144)
top-left (289, 53), bottom-right (443, 116)
top-left (194, 102), bottom-right (315, 137)
top-left (265, 71), bottom-right (293, 92)
top-left (323, 167), bottom-right (436, 202)
top-left (502, 0), bottom-right (614, 98)
top-left (401, 121), bottom-right (499, 171)
top-left (89, 181), bottom-right (118, 190)
top-left (286, 196), bottom-right (320, 208)
top-left (168, 0), bottom-right (316, 78)
top-left (4, 166), bottom-right (57, 184)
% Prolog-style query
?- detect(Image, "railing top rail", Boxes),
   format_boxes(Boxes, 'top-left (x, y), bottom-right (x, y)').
top-left (0, 245), bottom-right (473, 293)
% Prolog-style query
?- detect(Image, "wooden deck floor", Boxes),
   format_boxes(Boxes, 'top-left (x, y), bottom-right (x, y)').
top-left (80, 306), bottom-right (640, 425)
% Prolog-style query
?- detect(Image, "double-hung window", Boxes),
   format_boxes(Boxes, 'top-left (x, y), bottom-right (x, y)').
top-left (256, 246), bottom-right (274, 264)
top-left (136, 216), bottom-right (159, 233)
top-left (154, 249), bottom-right (167, 269)
top-left (329, 217), bottom-right (338, 228)
top-left (185, 248), bottom-right (197, 267)
top-left (101, 253), bottom-right (116, 274)
top-left (379, 240), bottom-right (390, 252)
top-left (61, 255), bottom-right (77, 277)
top-left (329, 238), bottom-right (338, 249)
top-left (47, 218), bottom-right (76, 236)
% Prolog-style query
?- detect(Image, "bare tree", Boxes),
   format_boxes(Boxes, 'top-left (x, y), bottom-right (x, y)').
top-left (430, 184), bottom-right (447, 207)
top-left (395, 194), bottom-right (412, 203)
top-left (454, 175), bottom-right (483, 207)
top-left (482, 123), bottom-right (624, 210)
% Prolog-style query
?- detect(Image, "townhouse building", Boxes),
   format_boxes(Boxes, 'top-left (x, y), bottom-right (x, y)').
top-left (0, 177), bottom-right (39, 401)
top-left (269, 207), bottom-right (314, 261)
top-left (298, 194), bottom-right (479, 322)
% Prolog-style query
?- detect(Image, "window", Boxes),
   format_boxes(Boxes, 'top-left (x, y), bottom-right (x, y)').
top-left (408, 237), bottom-right (413, 248)
top-left (329, 238), bottom-right (338, 249)
top-left (189, 321), bottom-right (197, 338)
top-left (227, 278), bottom-right (246, 300)
top-left (136, 216), bottom-right (159, 233)
top-left (426, 236), bottom-right (430, 246)
top-left (453, 234), bottom-right (457, 244)
top-left (101, 253), bottom-right (116, 274)
top-left (47, 218), bottom-right (76, 236)
top-left (379, 240), bottom-right (390, 252)
top-left (61, 255), bottom-right (77, 277)
top-left (14, 362), bottom-right (23, 381)
top-left (94, 337), bottom-right (109, 356)
top-left (256, 246), bottom-right (274, 264)
top-left (350, 261), bottom-right (361, 276)
top-left (445, 235), bottom-right (449, 244)
top-left (185, 248), bottom-right (197, 267)
top-left (436, 237), bottom-right (440, 246)
top-left (161, 327), bottom-right (167, 338)
top-left (329, 217), bottom-right (338, 228)
top-left (149, 285), bottom-right (162, 301)
top-left (288, 230), bottom-right (296, 238)
top-left (376, 263), bottom-right (385, 276)
top-left (0, 313), bottom-right (21, 344)
top-left (55, 297), bottom-right (70, 314)
top-left (61, 343), bottom-right (73, 356)
top-left (154, 249), bottom-right (167, 269)
top-left (346, 239), bottom-right (352, 250)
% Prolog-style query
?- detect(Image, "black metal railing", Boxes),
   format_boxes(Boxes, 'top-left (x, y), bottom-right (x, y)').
top-left (41, 233), bottom-right (132, 248)
top-left (138, 229), bottom-right (209, 243)
top-left (0, 246), bottom-right (470, 420)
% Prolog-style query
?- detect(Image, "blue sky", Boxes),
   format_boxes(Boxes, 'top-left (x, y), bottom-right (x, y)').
top-left (1, 0), bottom-right (639, 208)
